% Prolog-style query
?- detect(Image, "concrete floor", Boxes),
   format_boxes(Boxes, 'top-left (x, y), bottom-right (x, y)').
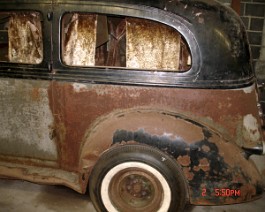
top-left (0, 179), bottom-right (264, 212)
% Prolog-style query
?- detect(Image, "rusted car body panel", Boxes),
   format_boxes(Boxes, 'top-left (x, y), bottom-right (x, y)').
top-left (0, 80), bottom-right (263, 204)
top-left (0, 0), bottom-right (264, 207)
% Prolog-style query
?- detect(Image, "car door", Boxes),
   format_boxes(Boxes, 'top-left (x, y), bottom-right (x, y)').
top-left (0, 1), bottom-right (58, 165)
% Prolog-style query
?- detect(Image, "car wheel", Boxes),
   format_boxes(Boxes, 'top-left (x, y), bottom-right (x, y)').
top-left (89, 144), bottom-right (188, 212)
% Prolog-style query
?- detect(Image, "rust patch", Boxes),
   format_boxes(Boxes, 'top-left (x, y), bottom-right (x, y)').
top-left (202, 145), bottom-right (210, 152)
top-left (193, 158), bottom-right (210, 172)
top-left (31, 88), bottom-right (40, 101)
top-left (177, 155), bottom-right (191, 167)
top-left (46, 81), bottom-right (263, 205)
top-left (182, 167), bottom-right (194, 181)
top-left (192, 163), bottom-right (209, 172)
top-left (198, 158), bottom-right (210, 172)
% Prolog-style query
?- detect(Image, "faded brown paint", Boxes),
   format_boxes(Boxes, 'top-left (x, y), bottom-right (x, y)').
top-left (78, 107), bottom-right (262, 204)
top-left (79, 109), bottom-right (205, 171)
top-left (47, 82), bottom-right (262, 171)
top-left (0, 0), bottom-right (263, 209)
top-left (1, 80), bottom-right (262, 204)
top-left (49, 82), bottom-right (263, 205)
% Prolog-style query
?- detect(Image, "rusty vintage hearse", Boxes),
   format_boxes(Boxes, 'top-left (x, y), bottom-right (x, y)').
top-left (0, 0), bottom-right (264, 211)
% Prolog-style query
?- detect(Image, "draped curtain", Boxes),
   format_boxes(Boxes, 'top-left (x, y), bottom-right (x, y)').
top-left (126, 18), bottom-right (180, 71)
top-left (8, 12), bottom-right (43, 64)
top-left (63, 14), bottom-right (97, 66)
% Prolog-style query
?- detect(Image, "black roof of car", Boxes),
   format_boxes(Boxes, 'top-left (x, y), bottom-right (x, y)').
top-left (1, 0), bottom-right (254, 87)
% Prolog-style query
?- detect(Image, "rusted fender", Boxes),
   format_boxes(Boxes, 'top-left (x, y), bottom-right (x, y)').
top-left (79, 110), bottom-right (263, 205)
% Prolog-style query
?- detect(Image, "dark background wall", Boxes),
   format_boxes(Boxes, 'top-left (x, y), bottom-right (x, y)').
top-left (240, 0), bottom-right (265, 79)
top-left (218, 0), bottom-right (265, 78)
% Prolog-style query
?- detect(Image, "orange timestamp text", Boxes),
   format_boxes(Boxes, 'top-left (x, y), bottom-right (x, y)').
top-left (202, 188), bottom-right (241, 197)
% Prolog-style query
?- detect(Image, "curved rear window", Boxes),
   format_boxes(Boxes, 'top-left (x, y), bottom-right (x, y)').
top-left (61, 13), bottom-right (191, 72)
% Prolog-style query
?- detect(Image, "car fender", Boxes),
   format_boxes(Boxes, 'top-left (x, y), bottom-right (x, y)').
top-left (79, 109), bottom-right (263, 204)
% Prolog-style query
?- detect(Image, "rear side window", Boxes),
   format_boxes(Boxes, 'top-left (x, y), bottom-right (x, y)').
top-left (61, 13), bottom-right (191, 71)
top-left (0, 12), bottom-right (43, 64)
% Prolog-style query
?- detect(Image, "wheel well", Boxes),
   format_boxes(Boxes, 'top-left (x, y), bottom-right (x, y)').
top-left (79, 109), bottom-right (209, 171)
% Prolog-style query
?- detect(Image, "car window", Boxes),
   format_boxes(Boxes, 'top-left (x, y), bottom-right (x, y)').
top-left (0, 12), bottom-right (43, 64)
top-left (61, 13), bottom-right (191, 71)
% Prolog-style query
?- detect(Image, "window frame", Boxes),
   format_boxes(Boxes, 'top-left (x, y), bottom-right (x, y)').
top-left (0, 2), bottom-right (52, 78)
top-left (53, 2), bottom-right (201, 86)
top-left (60, 13), bottom-right (191, 72)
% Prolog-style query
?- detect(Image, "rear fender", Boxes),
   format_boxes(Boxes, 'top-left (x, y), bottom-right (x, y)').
top-left (79, 109), bottom-right (263, 205)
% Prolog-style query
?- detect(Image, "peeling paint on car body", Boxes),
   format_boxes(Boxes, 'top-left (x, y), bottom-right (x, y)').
top-left (0, 0), bottom-right (264, 208)
top-left (110, 113), bottom-right (263, 205)
top-left (243, 114), bottom-right (261, 143)
top-left (0, 78), bottom-right (57, 160)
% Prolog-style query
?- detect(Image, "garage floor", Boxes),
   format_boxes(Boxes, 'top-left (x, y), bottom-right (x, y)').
top-left (0, 179), bottom-right (264, 212)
